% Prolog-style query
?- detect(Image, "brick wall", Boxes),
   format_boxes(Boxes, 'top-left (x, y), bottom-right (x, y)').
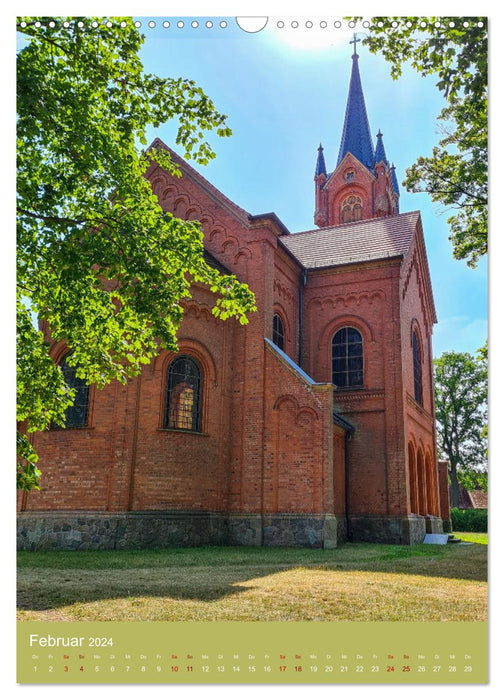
top-left (399, 222), bottom-right (440, 516)
top-left (302, 259), bottom-right (408, 518)
top-left (263, 340), bottom-right (336, 514)
top-left (18, 147), bottom-right (440, 546)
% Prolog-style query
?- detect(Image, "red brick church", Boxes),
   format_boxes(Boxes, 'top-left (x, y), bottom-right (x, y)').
top-left (17, 48), bottom-right (451, 549)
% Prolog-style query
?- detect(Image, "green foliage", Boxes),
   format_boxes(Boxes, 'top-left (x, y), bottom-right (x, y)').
top-left (450, 508), bottom-right (487, 533)
top-left (16, 17), bottom-right (256, 488)
top-left (16, 432), bottom-right (41, 491)
top-left (457, 469), bottom-right (487, 493)
top-left (434, 350), bottom-right (487, 507)
top-left (358, 17), bottom-right (487, 267)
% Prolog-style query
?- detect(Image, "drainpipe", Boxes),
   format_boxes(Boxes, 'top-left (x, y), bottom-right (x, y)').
top-left (298, 268), bottom-right (307, 368)
top-left (344, 431), bottom-right (352, 541)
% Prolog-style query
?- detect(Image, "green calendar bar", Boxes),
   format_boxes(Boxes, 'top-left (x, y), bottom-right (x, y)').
top-left (17, 621), bottom-right (487, 684)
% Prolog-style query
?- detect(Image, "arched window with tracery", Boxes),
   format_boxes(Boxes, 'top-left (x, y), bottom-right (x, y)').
top-left (165, 356), bottom-right (202, 431)
top-left (413, 331), bottom-right (422, 406)
top-left (341, 195), bottom-right (363, 223)
top-left (332, 327), bottom-right (364, 388)
top-left (272, 313), bottom-right (285, 351)
top-left (59, 354), bottom-right (90, 428)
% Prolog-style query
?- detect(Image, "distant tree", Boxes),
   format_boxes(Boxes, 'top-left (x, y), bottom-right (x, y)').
top-left (433, 349), bottom-right (487, 507)
top-left (357, 17), bottom-right (487, 268)
top-left (17, 17), bottom-right (256, 490)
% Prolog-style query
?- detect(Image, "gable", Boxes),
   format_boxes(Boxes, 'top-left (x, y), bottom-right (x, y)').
top-left (400, 215), bottom-right (437, 327)
top-left (323, 151), bottom-right (376, 193)
top-left (146, 138), bottom-right (251, 227)
top-left (145, 139), bottom-right (288, 277)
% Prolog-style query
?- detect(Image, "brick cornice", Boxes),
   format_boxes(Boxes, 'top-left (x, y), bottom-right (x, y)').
top-left (334, 389), bottom-right (385, 401)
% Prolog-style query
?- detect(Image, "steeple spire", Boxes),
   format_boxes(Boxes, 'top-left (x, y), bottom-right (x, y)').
top-left (374, 129), bottom-right (388, 166)
top-left (337, 43), bottom-right (375, 172)
top-left (315, 143), bottom-right (327, 177)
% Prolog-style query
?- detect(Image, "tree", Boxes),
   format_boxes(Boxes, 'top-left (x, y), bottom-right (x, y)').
top-left (433, 350), bottom-right (487, 507)
top-left (357, 17), bottom-right (487, 268)
top-left (16, 17), bottom-right (256, 490)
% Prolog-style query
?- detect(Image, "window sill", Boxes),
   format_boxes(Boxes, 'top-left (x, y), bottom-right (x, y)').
top-left (157, 428), bottom-right (209, 436)
top-left (333, 385), bottom-right (366, 392)
top-left (49, 425), bottom-right (92, 431)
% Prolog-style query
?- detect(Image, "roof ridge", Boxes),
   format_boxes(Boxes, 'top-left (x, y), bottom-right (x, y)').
top-left (285, 210), bottom-right (420, 238)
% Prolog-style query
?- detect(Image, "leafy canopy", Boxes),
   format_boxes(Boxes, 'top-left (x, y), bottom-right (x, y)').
top-left (433, 349), bottom-right (487, 504)
top-left (17, 17), bottom-right (256, 489)
top-left (358, 17), bottom-right (487, 268)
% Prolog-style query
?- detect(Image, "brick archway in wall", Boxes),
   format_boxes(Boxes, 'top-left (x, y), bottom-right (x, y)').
top-left (425, 451), bottom-right (439, 516)
top-left (408, 441), bottom-right (419, 514)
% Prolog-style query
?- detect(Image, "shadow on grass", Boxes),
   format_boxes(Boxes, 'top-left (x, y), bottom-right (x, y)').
top-left (17, 543), bottom-right (487, 612)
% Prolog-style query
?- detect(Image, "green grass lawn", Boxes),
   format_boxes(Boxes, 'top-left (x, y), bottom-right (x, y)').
top-left (453, 531), bottom-right (488, 545)
top-left (17, 537), bottom-right (487, 623)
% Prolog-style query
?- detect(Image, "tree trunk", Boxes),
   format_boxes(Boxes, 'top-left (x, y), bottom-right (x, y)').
top-left (449, 460), bottom-right (460, 508)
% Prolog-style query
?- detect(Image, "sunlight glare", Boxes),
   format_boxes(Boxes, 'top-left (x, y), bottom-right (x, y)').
top-left (267, 18), bottom-right (370, 51)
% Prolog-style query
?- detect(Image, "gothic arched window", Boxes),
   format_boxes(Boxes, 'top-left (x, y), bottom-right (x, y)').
top-left (413, 331), bottom-right (423, 406)
top-left (332, 327), bottom-right (363, 388)
top-left (272, 314), bottom-right (285, 351)
top-left (59, 354), bottom-right (90, 428)
top-left (341, 195), bottom-right (363, 223)
top-left (165, 356), bottom-right (202, 431)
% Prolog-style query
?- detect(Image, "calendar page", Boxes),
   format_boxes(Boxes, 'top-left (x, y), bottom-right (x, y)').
top-left (16, 11), bottom-right (489, 688)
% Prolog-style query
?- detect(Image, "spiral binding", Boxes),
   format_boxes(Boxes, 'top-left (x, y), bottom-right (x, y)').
top-left (17, 18), bottom-right (486, 32)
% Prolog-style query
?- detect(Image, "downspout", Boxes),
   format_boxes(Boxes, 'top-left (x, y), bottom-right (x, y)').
top-left (298, 268), bottom-right (307, 368)
top-left (344, 431), bottom-right (352, 541)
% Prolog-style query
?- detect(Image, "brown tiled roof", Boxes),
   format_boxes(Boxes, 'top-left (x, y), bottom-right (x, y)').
top-left (458, 484), bottom-right (488, 509)
top-left (280, 211), bottom-right (421, 269)
top-left (469, 488), bottom-right (488, 509)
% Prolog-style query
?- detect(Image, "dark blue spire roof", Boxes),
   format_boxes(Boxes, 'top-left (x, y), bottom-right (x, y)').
top-left (315, 143), bottom-right (327, 177)
top-left (337, 52), bottom-right (375, 172)
top-left (374, 130), bottom-right (389, 166)
top-left (391, 164), bottom-right (400, 195)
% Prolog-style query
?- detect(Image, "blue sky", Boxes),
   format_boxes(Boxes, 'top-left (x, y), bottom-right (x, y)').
top-left (136, 16), bottom-right (488, 359)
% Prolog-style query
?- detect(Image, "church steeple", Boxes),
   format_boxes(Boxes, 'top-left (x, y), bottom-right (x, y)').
top-left (313, 39), bottom-right (400, 228)
top-left (336, 36), bottom-right (375, 172)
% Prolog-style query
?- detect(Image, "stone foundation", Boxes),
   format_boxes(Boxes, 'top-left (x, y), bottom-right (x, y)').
top-left (442, 518), bottom-right (453, 533)
top-left (17, 511), bottom-right (347, 551)
top-left (424, 515), bottom-right (444, 535)
top-left (259, 514), bottom-right (345, 549)
top-left (16, 511), bottom-right (226, 551)
top-left (18, 511), bottom-right (441, 549)
top-left (348, 514), bottom-right (429, 544)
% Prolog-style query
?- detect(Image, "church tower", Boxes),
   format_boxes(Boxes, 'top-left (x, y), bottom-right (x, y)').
top-left (314, 36), bottom-right (400, 228)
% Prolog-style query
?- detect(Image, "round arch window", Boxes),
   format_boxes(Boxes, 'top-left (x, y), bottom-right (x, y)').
top-left (272, 313), bottom-right (285, 351)
top-left (332, 327), bottom-right (363, 388)
top-left (165, 356), bottom-right (202, 431)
